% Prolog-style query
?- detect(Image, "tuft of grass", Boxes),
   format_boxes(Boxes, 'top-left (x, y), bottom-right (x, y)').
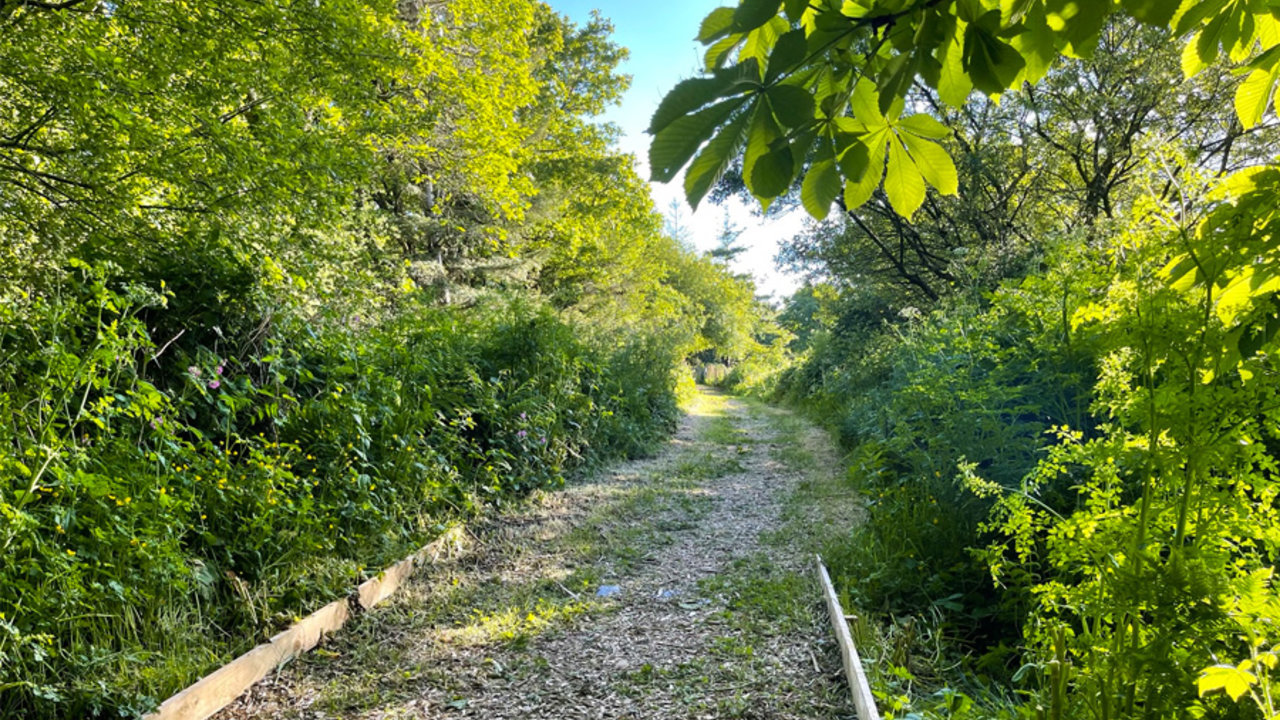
top-left (699, 554), bottom-right (815, 634)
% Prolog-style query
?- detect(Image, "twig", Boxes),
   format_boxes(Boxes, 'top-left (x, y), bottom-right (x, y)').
top-left (555, 581), bottom-right (581, 601)
top-left (150, 329), bottom-right (185, 364)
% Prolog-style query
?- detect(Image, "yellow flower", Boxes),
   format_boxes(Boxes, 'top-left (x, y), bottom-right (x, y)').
top-left (66, 549), bottom-right (76, 556)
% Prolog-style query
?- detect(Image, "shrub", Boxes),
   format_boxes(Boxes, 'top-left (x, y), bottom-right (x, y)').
top-left (0, 266), bottom-right (685, 718)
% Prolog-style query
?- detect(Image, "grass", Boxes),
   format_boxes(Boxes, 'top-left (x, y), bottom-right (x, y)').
top-left (246, 390), bottom-right (744, 717)
top-left (209, 389), bottom-right (865, 719)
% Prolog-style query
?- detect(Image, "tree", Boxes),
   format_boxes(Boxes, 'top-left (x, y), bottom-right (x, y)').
top-left (648, 0), bottom-right (1280, 220)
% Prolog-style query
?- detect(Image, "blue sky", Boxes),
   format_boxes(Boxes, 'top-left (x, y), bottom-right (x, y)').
top-left (549, 0), bottom-right (805, 300)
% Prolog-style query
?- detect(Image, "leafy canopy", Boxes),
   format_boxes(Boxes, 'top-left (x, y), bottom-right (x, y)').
top-left (649, 0), bottom-right (1280, 218)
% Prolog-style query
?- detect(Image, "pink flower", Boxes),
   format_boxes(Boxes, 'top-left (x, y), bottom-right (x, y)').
top-left (188, 365), bottom-right (202, 377)
top-left (207, 380), bottom-right (221, 390)
top-left (215, 365), bottom-right (224, 376)
top-left (517, 430), bottom-right (528, 439)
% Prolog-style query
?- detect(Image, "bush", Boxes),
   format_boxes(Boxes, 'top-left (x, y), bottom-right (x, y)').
top-left (0, 265), bottom-right (685, 719)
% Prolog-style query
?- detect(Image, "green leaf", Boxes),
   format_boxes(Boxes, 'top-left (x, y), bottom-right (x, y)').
top-left (767, 84), bottom-right (816, 128)
top-left (1122, 0), bottom-right (1178, 26)
top-left (850, 78), bottom-right (887, 128)
top-left (1235, 65), bottom-right (1280, 129)
top-left (1197, 12), bottom-right (1228, 67)
top-left (1000, 0), bottom-right (1035, 24)
top-left (750, 143), bottom-right (797, 198)
top-left (648, 59), bottom-right (761, 135)
top-left (900, 132), bottom-right (958, 195)
top-left (766, 29), bottom-right (809, 82)
top-left (1012, 2), bottom-right (1057, 84)
top-left (1175, 0), bottom-right (1227, 35)
top-left (699, 7), bottom-right (737, 43)
top-left (1182, 31), bottom-right (1210, 77)
top-left (685, 111), bottom-right (752, 209)
top-left (705, 33), bottom-right (746, 70)
top-left (842, 129), bottom-right (888, 210)
top-left (1198, 664), bottom-right (1257, 702)
top-left (734, 0), bottom-right (784, 33)
top-left (743, 100), bottom-right (783, 191)
top-left (963, 21), bottom-right (1026, 95)
top-left (877, 52), bottom-right (918, 116)
top-left (1046, 0), bottom-right (1109, 55)
top-left (837, 130), bottom-right (871, 178)
top-left (885, 135), bottom-right (927, 216)
top-left (936, 31), bottom-right (974, 107)
top-left (784, 0), bottom-right (808, 21)
top-left (650, 97), bottom-right (746, 182)
top-left (899, 113), bottom-right (951, 139)
top-left (802, 153), bottom-right (842, 219)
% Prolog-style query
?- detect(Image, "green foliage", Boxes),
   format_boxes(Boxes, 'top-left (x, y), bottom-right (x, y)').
top-left (652, 0), bottom-right (1280, 216)
top-left (700, 0), bottom-right (1280, 717)
top-left (0, 2), bottom-right (767, 718)
top-left (0, 282), bottom-right (688, 717)
top-left (774, 156), bottom-right (1280, 718)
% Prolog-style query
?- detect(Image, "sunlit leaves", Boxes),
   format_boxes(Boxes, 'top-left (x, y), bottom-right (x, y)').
top-left (685, 110), bottom-right (752, 208)
top-left (963, 16), bottom-right (1026, 95)
top-left (655, 0), bottom-right (1280, 219)
top-left (699, 7), bottom-right (737, 42)
top-left (801, 148), bottom-right (841, 219)
top-left (1198, 664), bottom-right (1258, 702)
top-left (901, 132), bottom-right (958, 196)
top-left (885, 134), bottom-right (927, 215)
top-left (1122, 0), bottom-right (1179, 27)
top-left (733, 0), bottom-right (785, 33)
top-left (898, 113), bottom-right (951, 139)
top-left (766, 83), bottom-right (815, 126)
top-left (937, 31), bottom-right (975, 106)
top-left (647, 59), bottom-right (761, 136)
top-left (842, 128), bottom-right (887, 210)
top-left (766, 29), bottom-right (809, 82)
top-left (650, 98), bottom-right (747, 183)
top-left (1235, 50), bottom-right (1280, 129)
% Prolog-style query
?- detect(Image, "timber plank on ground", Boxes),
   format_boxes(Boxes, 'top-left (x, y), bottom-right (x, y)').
top-left (143, 527), bottom-right (462, 720)
top-left (816, 554), bottom-right (881, 720)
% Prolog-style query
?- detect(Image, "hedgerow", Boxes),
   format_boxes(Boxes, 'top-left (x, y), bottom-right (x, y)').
top-left (0, 265), bottom-right (686, 717)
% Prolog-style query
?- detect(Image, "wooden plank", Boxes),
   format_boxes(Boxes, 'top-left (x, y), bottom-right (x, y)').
top-left (815, 554), bottom-right (881, 720)
top-left (357, 554), bottom-right (416, 609)
top-left (143, 525), bottom-right (465, 720)
top-left (144, 598), bottom-right (350, 720)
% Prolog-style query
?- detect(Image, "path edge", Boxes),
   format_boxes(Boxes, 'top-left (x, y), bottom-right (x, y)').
top-left (142, 526), bottom-right (463, 720)
top-left (816, 554), bottom-right (881, 720)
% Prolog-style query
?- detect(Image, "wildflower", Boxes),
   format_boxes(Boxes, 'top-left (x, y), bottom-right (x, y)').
top-left (188, 365), bottom-right (202, 377)
top-left (517, 430), bottom-right (528, 439)
top-left (215, 364), bottom-right (224, 376)
top-left (208, 379), bottom-right (221, 390)
top-left (66, 549), bottom-right (76, 556)
top-left (151, 416), bottom-right (164, 429)
top-left (519, 412), bottom-right (527, 420)
top-left (539, 436), bottom-right (547, 445)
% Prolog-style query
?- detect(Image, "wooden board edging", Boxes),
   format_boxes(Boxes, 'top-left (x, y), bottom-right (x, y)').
top-left (143, 598), bottom-right (350, 720)
top-left (815, 554), bottom-right (881, 720)
top-left (143, 527), bottom-right (463, 720)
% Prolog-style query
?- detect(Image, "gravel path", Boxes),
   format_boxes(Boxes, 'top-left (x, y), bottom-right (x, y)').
top-left (215, 389), bottom-right (858, 720)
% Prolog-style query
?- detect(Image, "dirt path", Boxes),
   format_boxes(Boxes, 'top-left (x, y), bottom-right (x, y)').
top-left (216, 389), bottom-right (861, 720)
